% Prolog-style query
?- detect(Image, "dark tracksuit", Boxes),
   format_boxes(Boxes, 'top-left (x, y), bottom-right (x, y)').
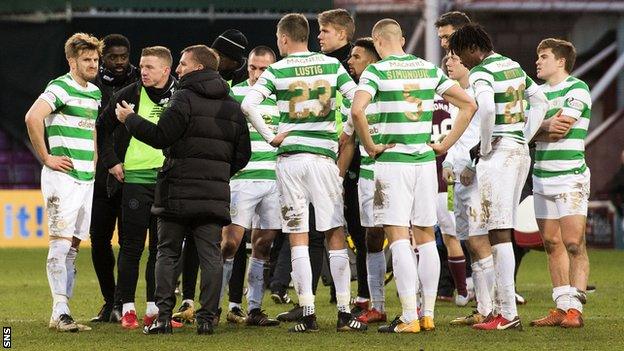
top-left (90, 65), bottom-right (139, 306)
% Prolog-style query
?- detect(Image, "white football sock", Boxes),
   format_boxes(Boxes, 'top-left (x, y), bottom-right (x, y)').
top-left (219, 258), bottom-right (234, 303)
top-left (329, 249), bottom-right (351, 313)
top-left (412, 249), bottom-right (421, 314)
top-left (228, 302), bottom-right (241, 310)
top-left (182, 299), bottom-right (194, 308)
top-left (291, 245), bottom-right (314, 315)
top-left (47, 239), bottom-right (71, 319)
top-left (246, 257), bottom-right (266, 311)
top-left (473, 258), bottom-right (493, 316)
top-left (366, 251), bottom-right (386, 312)
top-left (569, 286), bottom-right (584, 312)
top-left (417, 241), bottom-right (440, 318)
top-left (390, 239), bottom-right (418, 323)
top-left (65, 247), bottom-right (78, 300)
top-left (146, 301), bottom-right (158, 316)
top-left (122, 302), bottom-right (136, 315)
top-left (553, 285), bottom-right (570, 311)
top-left (492, 242), bottom-right (517, 320)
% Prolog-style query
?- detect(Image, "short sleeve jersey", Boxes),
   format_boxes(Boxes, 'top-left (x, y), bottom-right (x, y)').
top-left (356, 54), bottom-right (455, 164)
top-left (534, 75), bottom-right (591, 180)
top-left (39, 73), bottom-right (101, 182)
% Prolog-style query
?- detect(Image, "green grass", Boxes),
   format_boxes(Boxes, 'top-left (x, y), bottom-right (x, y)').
top-left (1, 248), bottom-right (623, 350)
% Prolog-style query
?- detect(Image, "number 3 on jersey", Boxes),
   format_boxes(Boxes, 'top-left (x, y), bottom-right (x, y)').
top-left (288, 80), bottom-right (331, 118)
top-left (403, 84), bottom-right (423, 121)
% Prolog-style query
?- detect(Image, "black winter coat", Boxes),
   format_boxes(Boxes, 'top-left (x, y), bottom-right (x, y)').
top-left (124, 69), bottom-right (251, 223)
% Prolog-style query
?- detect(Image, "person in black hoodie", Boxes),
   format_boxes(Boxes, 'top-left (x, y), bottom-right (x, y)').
top-left (90, 34), bottom-right (140, 323)
top-left (97, 46), bottom-right (177, 330)
top-left (116, 44), bottom-right (251, 335)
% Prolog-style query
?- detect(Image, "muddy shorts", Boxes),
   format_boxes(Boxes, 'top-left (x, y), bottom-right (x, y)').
top-left (471, 138), bottom-right (530, 232)
top-left (41, 166), bottom-right (93, 240)
top-left (372, 161), bottom-right (437, 228)
top-left (453, 180), bottom-right (488, 239)
top-left (532, 169), bottom-right (590, 219)
top-left (230, 180), bottom-right (281, 230)
top-left (275, 154), bottom-right (345, 233)
top-left (358, 177), bottom-right (381, 228)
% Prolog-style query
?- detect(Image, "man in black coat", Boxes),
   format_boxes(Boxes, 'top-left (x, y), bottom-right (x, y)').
top-left (116, 44), bottom-right (251, 335)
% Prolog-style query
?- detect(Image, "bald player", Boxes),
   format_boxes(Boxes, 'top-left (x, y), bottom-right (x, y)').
top-left (351, 19), bottom-right (476, 333)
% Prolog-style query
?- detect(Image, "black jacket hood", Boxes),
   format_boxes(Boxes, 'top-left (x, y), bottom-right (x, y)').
top-left (180, 69), bottom-right (229, 100)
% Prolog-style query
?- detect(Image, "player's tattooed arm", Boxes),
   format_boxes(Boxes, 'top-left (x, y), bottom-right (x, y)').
top-left (241, 89), bottom-right (278, 144)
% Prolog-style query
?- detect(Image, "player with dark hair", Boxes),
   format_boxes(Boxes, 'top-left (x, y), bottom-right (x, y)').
top-left (90, 33), bottom-right (139, 324)
top-left (435, 11), bottom-right (471, 51)
top-left (448, 23), bottom-right (549, 330)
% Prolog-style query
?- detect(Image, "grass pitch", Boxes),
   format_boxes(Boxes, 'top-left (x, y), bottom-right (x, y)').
top-left (1, 248), bottom-right (622, 350)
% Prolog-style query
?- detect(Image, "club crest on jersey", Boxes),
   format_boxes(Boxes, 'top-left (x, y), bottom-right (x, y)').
top-left (566, 97), bottom-right (584, 111)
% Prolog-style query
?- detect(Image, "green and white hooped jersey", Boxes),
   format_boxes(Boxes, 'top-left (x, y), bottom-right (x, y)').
top-left (230, 80), bottom-right (280, 180)
top-left (39, 73), bottom-right (101, 182)
top-left (469, 53), bottom-right (538, 144)
top-left (356, 54), bottom-right (456, 164)
top-left (252, 51), bottom-right (357, 160)
top-left (534, 76), bottom-right (591, 179)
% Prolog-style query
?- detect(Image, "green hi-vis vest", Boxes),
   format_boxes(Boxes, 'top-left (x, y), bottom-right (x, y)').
top-left (123, 87), bottom-right (166, 183)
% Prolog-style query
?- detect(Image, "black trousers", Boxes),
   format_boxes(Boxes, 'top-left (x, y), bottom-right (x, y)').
top-left (229, 234), bottom-right (248, 304)
top-left (155, 218), bottom-right (222, 324)
top-left (117, 183), bottom-right (158, 303)
top-left (269, 206), bottom-right (326, 294)
top-left (174, 235), bottom-right (200, 301)
top-left (175, 228), bottom-right (247, 303)
top-left (90, 173), bottom-right (123, 305)
top-left (344, 172), bottom-right (368, 299)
